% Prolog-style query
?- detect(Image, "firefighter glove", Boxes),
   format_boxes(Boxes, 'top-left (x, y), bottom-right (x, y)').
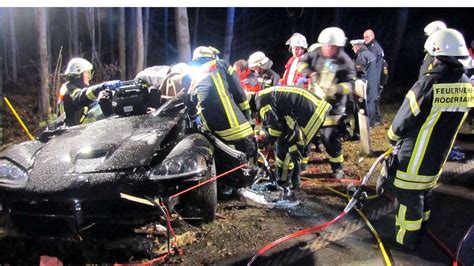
top-left (297, 77), bottom-right (307, 85)
top-left (322, 84), bottom-right (338, 98)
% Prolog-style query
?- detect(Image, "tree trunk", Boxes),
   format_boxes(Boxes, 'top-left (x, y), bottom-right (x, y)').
top-left (143, 7), bottom-right (149, 66)
top-left (135, 8), bottom-right (145, 75)
top-left (192, 8), bottom-right (199, 48)
top-left (108, 8), bottom-right (115, 63)
top-left (2, 9), bottom-right (10, 79)
top-left (8, 8), bottom-right (18, 82)
top-left (35, 8), bottom-right (50, 119)
top-left (174, 8), bottom-right (191, 62)
top-left (86, 8), bottom-right (98, 67)
top-left (71, 8), bottom-right (79, 56)
top-left (164, 8), bottom-right (169, 62)
top-left (223, 8), bottom-right (235, 61)
top-left (118, 7), bottom-right (126, 80)
top-left (96, 8), bottom-right (103, 81)
top-left (127, 8), bottom-right (136, 78)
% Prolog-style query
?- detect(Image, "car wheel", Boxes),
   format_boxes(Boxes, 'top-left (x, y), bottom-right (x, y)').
top-left (183, 160), bottom-right (217, 223)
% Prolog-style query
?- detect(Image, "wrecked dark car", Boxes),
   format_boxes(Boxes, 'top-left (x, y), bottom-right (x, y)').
top-left (0, 80), bottom-right (254, 241)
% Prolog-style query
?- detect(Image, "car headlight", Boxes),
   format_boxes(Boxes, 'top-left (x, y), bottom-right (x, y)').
top-left (149, 153), bottom-right (207, 180)
top-left (0, 159), bottom-right (28, 188)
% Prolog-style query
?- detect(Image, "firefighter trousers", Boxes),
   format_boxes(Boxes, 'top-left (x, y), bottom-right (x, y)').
top-left (394, 187), bottom-right (432, 250)
top-left (274, 136), bottom-right (303, 188)
top-left (319, 126), bottom-right (344, 171)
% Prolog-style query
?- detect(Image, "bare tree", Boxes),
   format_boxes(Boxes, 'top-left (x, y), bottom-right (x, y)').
top-left (164, 8), bottom-right (169, 62)
top-left (35, 8), bottom-right (50, 119)
top-left (8, 8), bottom-right (18, 82)
top-left (192, 8), bottom-right (200, 48)
top-left (108, 8), bottom-right (115, 63)
top-left (143, 7), bottom-right (149, 66)
top-left (85, 8), bottom-right (98, 67)
top-left (71, 8), bottom-right (79, 56)
top-left (135, 8), bottom-right (144, 75)
top-left (174, 8), bottom-right (191, 62)
top-left (118, 7), bottom-right (126, 80)
top-left (223, 8), bottom-right (235, 61)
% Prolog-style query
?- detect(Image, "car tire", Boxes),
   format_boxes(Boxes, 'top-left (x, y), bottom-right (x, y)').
top-left (184, 160), bottom-right (217, 222)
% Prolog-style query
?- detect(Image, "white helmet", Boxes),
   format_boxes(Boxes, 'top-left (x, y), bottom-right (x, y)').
top-left (424, 21), bottom-right (447, 36)
top-left (424, 28), bottom-right (472, 68)
top-left (317, 27), bottom-right (347, 47)
top-left (308, 43), bottom-right (322, 52)
top-left (286, 33), bottom-right (308, 48)
top-left (64, 58), bottom-right (93, 76)
top-left (192, 46), bottom-right (220, 61)
top-left (248, 51), bottom-right (273, 69)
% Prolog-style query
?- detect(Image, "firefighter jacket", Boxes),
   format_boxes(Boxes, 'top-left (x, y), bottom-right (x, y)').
top-left (281, 55), bottom-right (305, 86)
top-left (418, 53), bottom-right (435, 80)
top-left (256, 86), bottom-right (332, 151)
top-left (387, 59), bottom-right (473, 191)
top-left (355, 46), bottom-right (378, 100)
top-left (238, 68), bottom-right (261, 93)
top-left (297, 47), bottom-right (356, 125)
top-left (189, 59), bottom-right (253, 142)
top-left (380, 59), bottom-right (389, 87)
top-left (256, 69), bottom-right (280, 89)
top-left (58, 81), bottom-right (105, 126)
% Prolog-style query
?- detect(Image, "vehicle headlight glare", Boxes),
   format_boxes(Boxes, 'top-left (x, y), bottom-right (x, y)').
top-left (149, 153), bottom-right (207, 180)
top-left (0, 159), bottom-right (28, 188)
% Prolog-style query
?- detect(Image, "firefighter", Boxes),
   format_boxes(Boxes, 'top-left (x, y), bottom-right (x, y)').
top-left (281, 33), bottom-right (307, 86)
top-left (387, 28), bottom-right (473, 250)
top-left (233, 59), bottom-right (261, 93)
top-left (350, 39), bottom-right (378, 130)
top-left (418, 20), bottom-right (447, 79)
top-left (247, 51), bottom-right (280, 89)
top-left (254, 86), bottom-right (331, 190)
top-left (58, 58), bottom-right (122, 126)
top-left (187, 46), bottom-right (256, 164)
top-left (297, 27), bottom-right (356, 178)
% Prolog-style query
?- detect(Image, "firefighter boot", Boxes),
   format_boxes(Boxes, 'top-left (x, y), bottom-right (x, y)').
top-left (330, 162), bottom-right (344, 179)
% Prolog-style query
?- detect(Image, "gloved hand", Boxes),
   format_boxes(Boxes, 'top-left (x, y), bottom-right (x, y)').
top-left (322, 84), bottom-right (338, 98)
top-left (103, 80), bottom-right (122, 90)
top-left (309, 72), bottom-right (318, 83)
top-left (297, 77), bottom-right (307, 86)
top-left (312, 83), bottom-right (327, 100)
top-left (192, 116), bottom-right (202, 127)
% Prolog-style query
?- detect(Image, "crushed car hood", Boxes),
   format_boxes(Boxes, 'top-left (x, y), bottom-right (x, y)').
top-left (1, 110), bottom-right (185, 193)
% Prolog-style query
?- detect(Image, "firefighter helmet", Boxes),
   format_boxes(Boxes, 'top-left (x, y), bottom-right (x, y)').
top-left (317, 27), bottom-right (346, 47)
top-left (64, 58), bottom-right (93, 76)
top-left (424, 21), bottom-right (447, 36)
top-left (286, 33), bottom-right (308, 48)
top-left (248, 51), bottom-right (273, 70)
top-left (308, 43), bottom-right (322, 52)
top-left (192, 46), bottom-right (220, 62)
top-left (424, 28), bottom-right (472, 68)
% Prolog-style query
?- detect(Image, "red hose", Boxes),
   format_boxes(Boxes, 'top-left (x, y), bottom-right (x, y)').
top-left (247, 211), bottom-right (348, 265)
top-left (453, 224), bottom-right (473, 266)
top-left (170, 163), bottom-right (247, 199)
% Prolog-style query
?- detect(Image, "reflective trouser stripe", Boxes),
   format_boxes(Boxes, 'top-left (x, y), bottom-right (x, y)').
top-left (301, 156), bottom-right (308, 165)
top-left (215, 122), bottom-right (254, 141)
top-left (328, 154), bottom-right (344, 163)
top-left (211, 73), bottom-right (239, 128)
top-left (276, 153), bottom-right (294, 182)
top-left (396, 204), bottom-right (423, 245)
top-left (394, 170), bottom-right (440, 190)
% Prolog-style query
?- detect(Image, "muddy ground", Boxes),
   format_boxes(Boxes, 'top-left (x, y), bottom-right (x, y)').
top-left (1, 98), bottom-right (473, 265)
